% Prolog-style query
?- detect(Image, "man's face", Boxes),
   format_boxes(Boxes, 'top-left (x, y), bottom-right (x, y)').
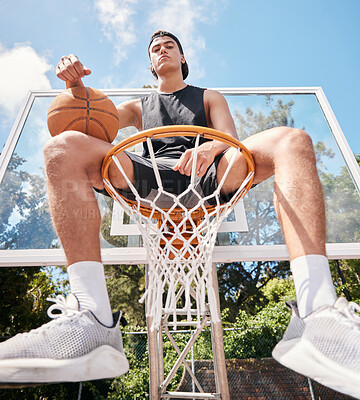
top-left (149, 36), bottom-right (185, 78)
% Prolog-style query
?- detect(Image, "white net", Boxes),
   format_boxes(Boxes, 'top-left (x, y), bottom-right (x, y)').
top-left (102, 126), bottom-right (254, 329)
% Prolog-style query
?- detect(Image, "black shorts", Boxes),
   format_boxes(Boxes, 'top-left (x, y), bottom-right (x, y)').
top-left (96, 151), bottom-right (236, 207)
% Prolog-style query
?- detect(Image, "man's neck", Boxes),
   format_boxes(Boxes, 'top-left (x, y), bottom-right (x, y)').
top-left (157, 77), bottom-right (187, 94)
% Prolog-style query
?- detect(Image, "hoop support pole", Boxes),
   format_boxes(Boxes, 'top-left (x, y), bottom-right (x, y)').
top-left (210, 263), bottom-right (230, 400)
top-left (146, 262), bottom-right (230, 400)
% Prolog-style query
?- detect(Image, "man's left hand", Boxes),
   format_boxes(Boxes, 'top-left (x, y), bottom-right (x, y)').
top-left (173, 143), bottom-right (216, 178)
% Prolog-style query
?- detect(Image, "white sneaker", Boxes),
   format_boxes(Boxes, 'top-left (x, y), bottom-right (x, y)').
top-left (272, 298), bottom-right (360, 399)
top-left (0, 294), bottom-right (129, 385)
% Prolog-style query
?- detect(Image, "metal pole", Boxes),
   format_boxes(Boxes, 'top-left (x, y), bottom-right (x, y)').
top-left (211, 263), bottom-right (230, 400)
top-left (146, 264), bottom-right (160, 400)
top-left (77, 382), bottom-right (82, 400)
top-left (307, 378), bottom-right (316, 400)
top-left (191, 330), bottom-right (195, 396)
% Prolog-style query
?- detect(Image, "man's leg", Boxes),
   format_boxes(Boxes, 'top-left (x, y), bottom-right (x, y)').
top-left (0, 131), bottom-right (133, 384)
top-left (43, 131), bottom-right (134, 265)
top-left (43, 131), bottom-right (135, 325)
top-left (218, 126), bottom-right (336, 315)
top-left (219, 127), bottom-right (326, 258)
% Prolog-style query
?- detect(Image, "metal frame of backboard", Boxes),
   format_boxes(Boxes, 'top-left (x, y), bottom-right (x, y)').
top-left (1, 87), bottom-right (360, 267)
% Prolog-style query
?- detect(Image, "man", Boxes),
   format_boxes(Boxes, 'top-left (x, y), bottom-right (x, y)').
top-left (0, 31), bottom-right (358, 398)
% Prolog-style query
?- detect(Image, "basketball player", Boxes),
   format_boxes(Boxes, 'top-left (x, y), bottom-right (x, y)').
top-left (0, 31), bottom-right (359, 399)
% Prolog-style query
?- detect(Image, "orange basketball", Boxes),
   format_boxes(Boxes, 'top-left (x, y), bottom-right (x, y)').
top-left (47, 86), bottom-right (119, 143)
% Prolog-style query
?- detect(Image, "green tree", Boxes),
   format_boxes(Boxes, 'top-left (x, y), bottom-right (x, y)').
top-left (223, 278), bottom-right (294, 359)
top-left (105, 264), bottom-right (146, 326)
top-left (217, 260), bottom-right (291, 320)
top-left (0, 154), bottom-right (29, 249)
top-left (100, 196), bottom-right (146, 326)
top-left (0, 267), bottom-right (62, 337)
top-left (0, 153), bottom-right (63, 337)
top-left (330, 259), bottom-right (360, 302)
top-left (323, 169), bottom-right (360, 243)
top-left (0, 153), bottom-right (57, 250)
top-left (8, 172), bottom-right (57, 249)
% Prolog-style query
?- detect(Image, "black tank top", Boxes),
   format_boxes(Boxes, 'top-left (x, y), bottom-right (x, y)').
top-left (141, 85), bottom-right (210, 158)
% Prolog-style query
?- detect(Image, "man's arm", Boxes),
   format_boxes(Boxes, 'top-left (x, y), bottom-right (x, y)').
top-left (116, 99), bottom-right (142, 130)
top-left (205, 89), bottom-right (238, 139)
top-left (56, 54), bottom-right (141, 131)
top-left (201, 89), bottom-right (238, 155)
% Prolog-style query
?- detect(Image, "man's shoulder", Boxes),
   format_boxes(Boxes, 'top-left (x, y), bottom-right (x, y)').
top-left (203, 88), bottom-right (222, 97)
top-left (123, 97), bottom-right (142, 106)
top-left (117, 97), bottom-right (142, 114)
top-left (203, 88), bottom-right (225, 105)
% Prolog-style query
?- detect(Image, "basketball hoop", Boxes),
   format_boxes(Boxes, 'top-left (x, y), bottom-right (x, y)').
top-left (102, 125), bottom-right (255, 329)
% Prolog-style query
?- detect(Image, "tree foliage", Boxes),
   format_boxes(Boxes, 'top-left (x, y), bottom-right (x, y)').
top-left (0, 154), bottom-right (63, 338)
top-left (320, 161), bottom-right (360, 244)
top-left (105, 264), bottom-right (146, 326)
top-left (0, 155), bottom-right (57, 250)
top-left (223, 290), bottom-right (292, 360)
top-left (330, 259), bottom-right (360, 302)
top-left (100, 196), bottom-right (146, 326)
top-left (0, 155), bottom-right (29, 249)
top-left (0, 267), bottom-right (61, 338)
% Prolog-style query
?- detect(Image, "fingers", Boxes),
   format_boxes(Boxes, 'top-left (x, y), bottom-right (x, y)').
top-left (174, 149), bottom-right (211, 178)
top-left (56, 54), bottom-right (91, 82)
top-left (196, 161), bottom-right (209, 178)
top-left (174, 151), bottom-right (192, 175)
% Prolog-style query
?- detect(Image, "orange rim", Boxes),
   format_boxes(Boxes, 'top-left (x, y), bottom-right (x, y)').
top-left (101, 125), bottom-right (255, 219)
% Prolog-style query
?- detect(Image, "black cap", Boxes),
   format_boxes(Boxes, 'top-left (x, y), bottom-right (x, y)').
top-left (148, 30), bottom-right (189, 80)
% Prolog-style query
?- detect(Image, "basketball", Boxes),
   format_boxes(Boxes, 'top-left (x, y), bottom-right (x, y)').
top-left (47, 86), bottom-right (119, 142)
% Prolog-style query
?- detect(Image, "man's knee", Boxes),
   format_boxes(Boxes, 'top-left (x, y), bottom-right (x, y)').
top-left (276, 127), bottom-right (314, 157)
top-left (43, 131), bottom-right (85, 173)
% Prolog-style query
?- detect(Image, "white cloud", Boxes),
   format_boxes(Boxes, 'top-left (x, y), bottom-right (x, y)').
top-left (147, 0), bottom-right (227, 80)
top-left (94, 0), bottom-right (139, 64)
top-left (93, 0), bottom-right (226, 80)
top-left (0, 43), bottom-right (52, 118)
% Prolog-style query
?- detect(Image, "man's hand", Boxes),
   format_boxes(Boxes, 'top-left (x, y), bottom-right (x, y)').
top-left (56, 54), bottom-right (91, 87)
top-left (173, 141), bottom-right (220, 178)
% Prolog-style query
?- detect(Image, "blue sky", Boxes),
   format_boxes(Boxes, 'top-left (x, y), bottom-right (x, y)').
top-left (0, 0), bottom-right (359, 153)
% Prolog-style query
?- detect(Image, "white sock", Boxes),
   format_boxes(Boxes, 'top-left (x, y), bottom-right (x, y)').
top-left (290, 254), bottom-right (337, 318)
top-left (67, 261), bottom-right (113, 326)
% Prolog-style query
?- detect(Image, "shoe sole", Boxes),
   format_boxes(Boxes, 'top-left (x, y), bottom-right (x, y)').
top-left (0, 345), bottom-right (129, 384)
top-left (272, 338), bottom-right (360, 399)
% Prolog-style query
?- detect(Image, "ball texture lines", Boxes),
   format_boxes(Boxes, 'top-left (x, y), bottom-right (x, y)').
top-left (47, 86), bottom-right (119, 142)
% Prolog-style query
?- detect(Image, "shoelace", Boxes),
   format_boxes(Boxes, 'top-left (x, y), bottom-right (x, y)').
top-left (13, 296), bottom-right (81, 339)
top-left (46, 295), bottom-right (79, 319)
top-left (346, 301), bottom-right (360, 323)
top-left (332, 300), bottom-right (360, 330)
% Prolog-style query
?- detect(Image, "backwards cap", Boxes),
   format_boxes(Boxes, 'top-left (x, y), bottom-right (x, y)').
top-left (148, 30), bottom-right (189, 80)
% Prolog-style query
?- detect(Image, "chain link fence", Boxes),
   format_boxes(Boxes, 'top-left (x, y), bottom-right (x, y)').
top-left (0, 328), bottom-right (355, 400)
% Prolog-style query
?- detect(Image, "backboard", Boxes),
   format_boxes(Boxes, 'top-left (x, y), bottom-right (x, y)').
top-left (1, 87), bottom-right (360, 266)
